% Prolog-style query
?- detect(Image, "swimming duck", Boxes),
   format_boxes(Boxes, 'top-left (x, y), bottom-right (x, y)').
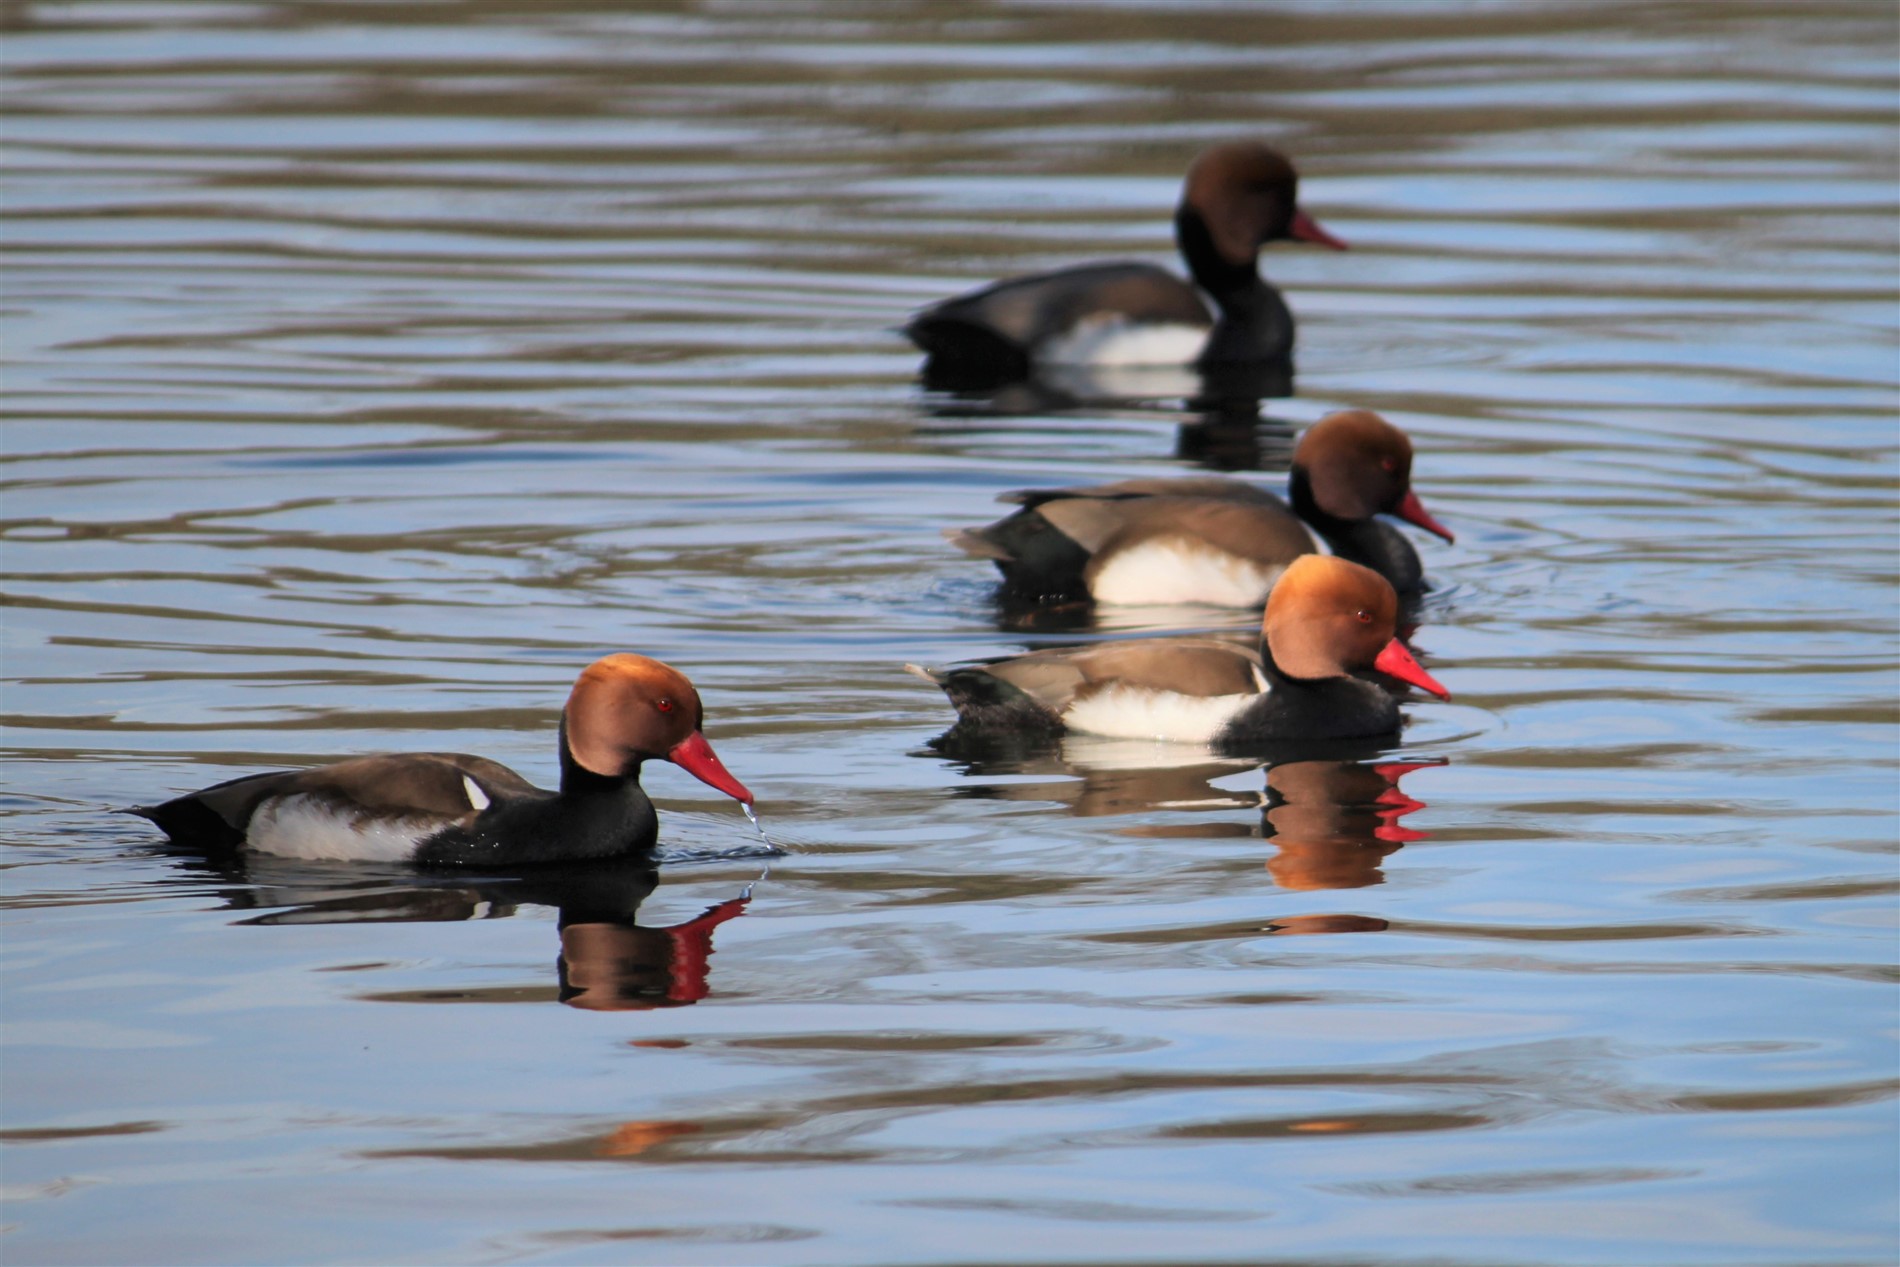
top-left (128, 654), bottom-right (753, 866)
top-left (949, 409), bottom-right (1453, 606)
top-left (909, 554), bottom-right (1449, 748)
top-left (905, 141), bottom-right (1346, 382)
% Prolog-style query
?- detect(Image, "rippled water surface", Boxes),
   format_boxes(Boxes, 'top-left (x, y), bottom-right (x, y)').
top-left (4, 2), bottom-right (1897, 1264)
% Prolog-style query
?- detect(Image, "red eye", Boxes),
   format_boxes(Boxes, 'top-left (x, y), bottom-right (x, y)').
top-left (1355, 610), bottom-right (1373, 624)
top-left (655, 699), bottom-right (674, 713)
top-left (1380, 458), bottom-right (1398, 473)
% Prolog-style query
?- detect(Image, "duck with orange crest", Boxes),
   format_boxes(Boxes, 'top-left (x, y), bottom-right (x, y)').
top-left (907, 141), bottom-right (1347, 385)
top-left (909, 555), bottom-right (1449, 750)
top-left (950, 409), bottom-right (1452, 607)
top-left (129, 654), bottom-right (753, 866)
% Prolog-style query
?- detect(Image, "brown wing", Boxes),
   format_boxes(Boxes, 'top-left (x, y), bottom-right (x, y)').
top-left (1069, 638), bottom-right (1264, 698)
top-left (1093, 497), bottom-right (1315, 567)
top-left (281, 753), bottom-right (541, 817)
top-left (1003, 476), bottom-right (1283, 508)
top-left (909, 262), bottom-right (1211, 354)
top-left (130, 753), bottom-right (542, 847)
top-left (1030, 497), bottom-right (1147, 554)
top-left (983, 637), bottom-right (1262, 712)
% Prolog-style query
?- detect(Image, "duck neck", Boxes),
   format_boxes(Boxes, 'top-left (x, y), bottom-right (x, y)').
top-left (1226, 637), bottom-right (1398, 745)
top-left (1176, 207), bottom-right (1291, 362)
top-left (1287, 468), bottom-right (1423, 594)
top-left (557, 717), bottom-right (644, 800)
top-left (1175, 206), bottom-right (1256, 300)
top-left (1256, 640), bottom-right (1318, 694)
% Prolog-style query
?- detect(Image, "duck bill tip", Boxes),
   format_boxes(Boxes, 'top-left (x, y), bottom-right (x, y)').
top-left (1373, 639), bottom-right (1451, 701)
top-left (1396, 489), bottom-right (1455, 542)
top-left (667, 730), bottom-right (754, 806)
top-left (1371, 759), bottom-right (1443, 782)
top-left (1289, 208), bottom-right (1348, 251)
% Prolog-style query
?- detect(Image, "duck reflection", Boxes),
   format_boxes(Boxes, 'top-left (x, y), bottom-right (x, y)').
top-left (934, 732), bottom-right (1267, 826)
top-left (172, 852), bottom-right (750, 1011)
top-left (918, 357), bottom-right (1299, 478)
top-left (929, 732), bottom-right (1443, 894)
top-left (1262, 757), bottom-right (1443, 891)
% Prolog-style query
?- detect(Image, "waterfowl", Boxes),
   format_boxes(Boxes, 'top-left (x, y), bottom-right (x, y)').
top-left (129, 654), bottom-right (753, 866)
top-left (949, 409), bottom-right (1453, 606)
top-left (909, 554), bottom-right (1449, 748)
top-left (906, 141), bottom-right (1346, 382)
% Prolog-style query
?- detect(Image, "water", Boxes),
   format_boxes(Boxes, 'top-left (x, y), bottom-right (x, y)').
top-left (4, 2), bottom-right (1896, 1263)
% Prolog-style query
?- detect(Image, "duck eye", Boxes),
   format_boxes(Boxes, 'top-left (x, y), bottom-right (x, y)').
top-left (655, 698), bottom-right (674, 713)
top-left (1354, 610), bottom-right (1373, 624)
top-left (1380, 458), bottom-right (1398, 473)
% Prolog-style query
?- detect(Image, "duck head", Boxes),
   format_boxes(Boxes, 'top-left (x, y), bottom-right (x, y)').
top-left (1263, 555), bottom-right (1450, 699)
top-left (1292, 409), bottom-right (1454, 541)
top-left (1178, 142), bottom-right (1348, 278)
top-left (563, 654), bottom-right (753, 803)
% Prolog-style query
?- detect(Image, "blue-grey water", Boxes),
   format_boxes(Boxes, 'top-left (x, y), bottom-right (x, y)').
top-left (3, 3), bottom-right (1896, 1264)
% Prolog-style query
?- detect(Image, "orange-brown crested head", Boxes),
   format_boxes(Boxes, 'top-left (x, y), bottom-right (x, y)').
top-left (563, 654), bottom-right (752, 803)
top-left (1263, 555), bottom-right (1400, 682)
top-left (1263, 556), bottom-right (1450, 699)
top-left (1293, 410), bottom-right (1413, 522)
top-left (1180, 141), bottom-right (1345, 267)
top-left (1294, 410), bottom-right (1453, 540)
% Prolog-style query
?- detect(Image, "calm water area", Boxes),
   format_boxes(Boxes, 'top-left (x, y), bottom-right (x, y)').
top-left (3, 2), bottom-right (1897, 1263)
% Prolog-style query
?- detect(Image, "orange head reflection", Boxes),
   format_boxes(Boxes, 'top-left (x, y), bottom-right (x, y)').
top-left (1262, 757), bottom-right (1443, 891)
top-left (559, 896), bottom-right (748, 1011)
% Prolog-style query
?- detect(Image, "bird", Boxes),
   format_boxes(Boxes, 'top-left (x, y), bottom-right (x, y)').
top-left (947, 409), bottom-right (1454, 607)
top-left (127, 654), bottom-right (753, 866)
top-left (908, 554), bottom-right (1450, 749)
top-left (905, 141), bottom-right (1346, 384)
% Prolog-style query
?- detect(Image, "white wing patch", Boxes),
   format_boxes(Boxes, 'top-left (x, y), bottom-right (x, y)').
top-left (462, 775), bottom-right (490, 811)
top-left (246, 794), bottom-right (437, 862)
top-left (1062, 685), bottom-right (1257, 743)
top-left (1037, 318), bottom-right (1209, 367)
top-left (1089, 540), bottom-right (1285, 607)
top-left (1251, 663), bottom-right (1270, 694)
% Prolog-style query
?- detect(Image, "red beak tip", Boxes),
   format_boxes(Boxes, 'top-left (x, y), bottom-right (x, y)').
top-left (1288, 210), bottom-right (1349, 252)
top-left (667, 731), bottom-right (754, 805)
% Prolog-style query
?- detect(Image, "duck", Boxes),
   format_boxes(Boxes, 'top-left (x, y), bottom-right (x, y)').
top-left (908, 554), bottom-right (1449, 749)
top-left (128, 654), bottom-right (754, 866)
top-left (948, 409), bottom-right (1453, 607)
top-left (905, 141), bottom-right (1346, 384)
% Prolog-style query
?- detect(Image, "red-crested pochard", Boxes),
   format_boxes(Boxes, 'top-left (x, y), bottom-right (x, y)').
top-left (129, 654), bottom-right (753, 866)
top-left (949, 409), bottom-right (1453, 606)
top-left (905, 142), bottom-right (1346, 380)
top-left (909, 555), bottom-right (1449, 747)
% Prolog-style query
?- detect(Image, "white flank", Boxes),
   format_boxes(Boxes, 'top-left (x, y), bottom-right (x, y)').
top-left (462, 775), bottom-right (490, 811)
top-left (1090, 540), bottom-right (1284, 607)
top-left (1063, 685), bottom-right (1258, 743)
top-left (246, 794), bottom-right (436, 862)
top-left (1037, 318), bottom-right (1209, 367)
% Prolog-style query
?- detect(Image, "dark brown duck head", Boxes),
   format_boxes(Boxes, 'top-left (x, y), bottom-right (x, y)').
top-left (1291, 409), bottom-right (1454, 541)
top-left (1262, 555), bottom-right (1450, 699)
top-left (1176, 142), bottom-right (1347, 294)
top-left (563, 654), bottom-right (753, 804)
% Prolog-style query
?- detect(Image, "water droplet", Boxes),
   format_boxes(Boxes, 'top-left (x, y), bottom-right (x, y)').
top-left (741, 802), bottom-right (786, 855)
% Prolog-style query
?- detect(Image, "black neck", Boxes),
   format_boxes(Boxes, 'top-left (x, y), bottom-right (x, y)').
top-left (1215, 641), bottom-right (1401, 749)
top-left (1178, 207), bottom-right (1292, 362)
top-left (1287, 468), bottom-right (1424, 595)
top-left (1175, 206), bottom-right (1257, 301)
top-left (557, 715), bottom-right (640, 796)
